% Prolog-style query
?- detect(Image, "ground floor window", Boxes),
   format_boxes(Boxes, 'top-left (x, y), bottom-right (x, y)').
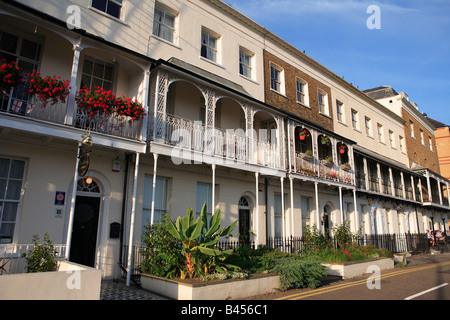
top-left (142, 176), bottom-right (168, 230)
top-left (196, 182), bottom-right (213, 218)
top-left (0, 157), bottom-right (26, 243)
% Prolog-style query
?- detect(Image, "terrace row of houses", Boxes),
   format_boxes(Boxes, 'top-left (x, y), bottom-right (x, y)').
top-left (0, 0), bottom-right (448, 279)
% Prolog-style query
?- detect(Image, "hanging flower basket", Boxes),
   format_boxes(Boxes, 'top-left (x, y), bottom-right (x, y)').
top-left (0, 59), bottom-right (23, 95)
top-left (299, 129), bottom-right (310, 141)
top-left (321, 136), bottom-right (330, 145)
top-left (339, 145), bottom-right (347, 154)
top-left (115, 95), bottom-right (146, 120)
top-left (76, 86), bottom-right (116, 118)
top-left (27, 71), bottom-right (70, 107)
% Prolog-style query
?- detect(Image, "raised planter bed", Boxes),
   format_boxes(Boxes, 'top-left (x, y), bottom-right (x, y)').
top-left (321, 257), bottom-right (394, 279)
top-left (141, 273), bottom-right (280, 300)
top-left (0, 261), bottom-right (101, 300)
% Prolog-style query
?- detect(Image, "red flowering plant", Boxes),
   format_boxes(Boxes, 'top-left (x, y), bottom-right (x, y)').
top-left (114, 95), bottom-right (146, 120)
top-left (26, 71), bottom-right (70, 107)
top-left (0, 59), bottom-right (23, 94)
top-left (76, 86), bottom-right (116, 118)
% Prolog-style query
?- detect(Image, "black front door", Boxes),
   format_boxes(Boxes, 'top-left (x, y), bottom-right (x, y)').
top-left (69, 196), bottom-right (100, 267)
top-left (239, 209), bottom-right (250, 245)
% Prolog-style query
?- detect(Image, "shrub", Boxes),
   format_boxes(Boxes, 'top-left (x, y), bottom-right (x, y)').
top-left (22, 233), bottom-right (59, 273)
top-left (139, 219), bottom-right (184, 279)
top-left (272, 257), bottom-right (327, 291)
top-left (332, 221), bottom-right (360, 249)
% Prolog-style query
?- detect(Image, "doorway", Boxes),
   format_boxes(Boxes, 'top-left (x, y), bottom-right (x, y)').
top-left (323, 205), bottom-right (332, 237)
top-left (238, 196), bottom-right (251, 245)
top-left (69, 178), bottom-right (101, 267)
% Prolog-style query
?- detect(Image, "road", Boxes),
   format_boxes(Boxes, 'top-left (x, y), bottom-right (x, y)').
top-left (245, 253), bottom-right (450, 300)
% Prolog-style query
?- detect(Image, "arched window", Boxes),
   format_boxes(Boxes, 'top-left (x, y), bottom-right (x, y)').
top-left (77, 177), bottom-right (100, 193)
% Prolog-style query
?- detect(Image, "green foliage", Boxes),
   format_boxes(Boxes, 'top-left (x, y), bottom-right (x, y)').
top-left (22, 233), bottom-right (59, 273)
top-left (139, 219), bottom-right (184, 279)
top-left (301, 225), bottom-right (332, 255)
top-left (308, 244), bottom-right (393, 263)
top-left (272, 257), bottom-right (327, 291)
top-left (163, 204), bottom-right (238, 278)
top-left (332, 220), bottom-right (361, 249)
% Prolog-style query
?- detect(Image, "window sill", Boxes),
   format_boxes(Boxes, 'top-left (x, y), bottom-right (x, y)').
top-left (270, 88), bottom-right (287, 99)
top-left (337, 120), bottom-right (347, 127)
top-left (296, 101), bottom-right (311, 109)
top-left (200, 56), bottom-right (225, 70)
top-left (239, 74), bottom-right (259, 86)
top-left (151, 35), bottom-right (182, 51)
top-left (319, 112), bottom-right (331, 119)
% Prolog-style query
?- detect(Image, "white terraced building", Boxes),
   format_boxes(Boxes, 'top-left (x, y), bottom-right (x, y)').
top-left (0, 0), bottom-right (447, 280)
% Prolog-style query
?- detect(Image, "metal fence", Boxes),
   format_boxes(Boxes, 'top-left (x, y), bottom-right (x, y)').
top-left (121, 233), bottom-right (431, 279)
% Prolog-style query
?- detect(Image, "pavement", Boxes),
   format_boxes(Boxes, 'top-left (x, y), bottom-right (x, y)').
top-left (99, 252), bottom-right (450, 300)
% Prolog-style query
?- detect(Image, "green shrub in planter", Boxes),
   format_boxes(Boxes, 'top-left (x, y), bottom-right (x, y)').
top-left (272, 257), bottom-right (327, 291)
top-left (22, 233), bottom-right (59, 273)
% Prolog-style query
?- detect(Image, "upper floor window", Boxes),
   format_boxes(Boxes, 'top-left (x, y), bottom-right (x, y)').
top-left (318, 90), bottom-right (329, 115)
top-left (420, 129), bottom-right (425, 145)
top-left (410, 120), bottom-right (415, 138)
top-left (336, 100), bottom-right (343, 122)
top-left (270, 63), bottom-right (284, 94)
top-left (201, 28), bottom-right (219, 63)
top-left (239, 48), bottom-right (253, 79)
top-left (429, 136), bottom-right (433, 151)
top-left (399, 135), bottom-right (405, 153)
top-left (365, 116), bottom-right (372, 136)
top-left (389, 130), bottom-right (395, 148)
top-left (377, 123), bottom-right (384, 142)
top-left (351, 109), bottom-right (359, 130)
top-left (81, 56), bottom-right (115, 92)
top-left (92, 0), bottom-right (123, 19)
top-left (153, 5), bottom-right (177, 44)
top-left (0, 30), bottom-right (42, 111)
top-left (296, 78), bottom-right (309, 106)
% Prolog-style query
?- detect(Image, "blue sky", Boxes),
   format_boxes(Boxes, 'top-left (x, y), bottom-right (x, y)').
top-left (226, 0), bottom-right (450, 124)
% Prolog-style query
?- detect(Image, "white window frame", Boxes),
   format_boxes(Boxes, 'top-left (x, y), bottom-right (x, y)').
top-left (389, 130), bottom-right (395, 148)
top-left (410, 121), bottom-right (415, 138)
top-left (91, 0), bottom-right (124, 20)
top-left (196, 182), bottom-right (213, 218)
top-left (420, 129), bottom-right (425, 146)
top-left (429, 136), bottom-right (434, 152)
top-left (399, 135), bottom-right (405, 153)
top-left (351, 109), bottom-right (359, 130)
top-left (336, 100), bottom-right (344, 122)
top-left (377, 123), bottom-right (384, 142)
top-left (318, 89), bottom-right (329, 116)
top-left (0, 157), bottom-right (26, 244)
top-left (296, 78), bottom-right (309, 107)
top-left (142, 176), bottom-right (169, 228)
top-left (270, 63), bottom-right (285, 95)
top-left (365, 116), bottom-right (372, 136)
top-left (239, 47), bottom-right (254, 80)
top-left (201, 28), bottom-right (220, 64)
top-left (153, 4), bottom-right (178, 45)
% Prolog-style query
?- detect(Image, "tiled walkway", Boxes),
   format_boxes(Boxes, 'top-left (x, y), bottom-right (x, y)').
top-left (100, 280), bottom-right (169, 300)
